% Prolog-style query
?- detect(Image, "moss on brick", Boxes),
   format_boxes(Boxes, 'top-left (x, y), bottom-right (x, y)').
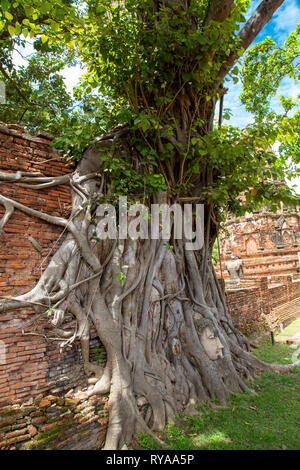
top-left (1, 409), bottom-right (23, 416)
top-left (80, 429), bottom-right (92, 436)
top-left (35, 433), bottom-right (60, 446)
top-left (29, 432), bottom-right (61, 448)
top-left (33, 423), bottom-right (72, 442)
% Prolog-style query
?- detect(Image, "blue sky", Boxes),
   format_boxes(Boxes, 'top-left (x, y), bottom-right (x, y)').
top-left (224, 0), bottom-right (300, 192)
top-left (62, 0), bottom-right (300, 128)
top-left (226, 0), bottom-right (300, 128)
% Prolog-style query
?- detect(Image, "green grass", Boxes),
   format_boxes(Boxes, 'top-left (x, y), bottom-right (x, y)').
top-left (253, 340), bottom-right (298, 364)
top-left (275, 317), bottom-right (300, 344)
top-left (137, 341), bottom-right (300, 450)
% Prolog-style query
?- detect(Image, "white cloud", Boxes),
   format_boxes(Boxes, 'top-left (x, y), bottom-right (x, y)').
top-left (12, 40), bottom-right (34, 67)
top-left (12, 39), bottom-right (86, 97)
top-left (272, 143), bottom-right (300, 194)
top-left (62, 65), bottom-right (86, 96)
top-left (273, 0), bottom-right (300, 37)
top-left (269, 77), bottom-right (300, 115)
top-left (223, 78), bottom-right (254, 128)
top-left (286, 176), bottom-right (300, 194)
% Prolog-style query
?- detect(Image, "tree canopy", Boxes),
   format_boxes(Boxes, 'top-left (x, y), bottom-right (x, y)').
top-left (0, 0), bottom-right (299, 214)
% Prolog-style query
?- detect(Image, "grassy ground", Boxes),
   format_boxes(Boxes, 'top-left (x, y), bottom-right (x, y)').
top-left (136, 341), bottom-right (300, 450)
top-left (275, 316), bottom-right (300, 344)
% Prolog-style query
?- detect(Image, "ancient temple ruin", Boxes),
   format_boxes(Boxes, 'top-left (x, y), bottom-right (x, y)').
top-left (216, 205), bottom-right (300, 281)
top-left (215, 204), bottom-right (300, 336)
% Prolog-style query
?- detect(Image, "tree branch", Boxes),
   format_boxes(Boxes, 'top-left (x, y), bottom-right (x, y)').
top-left (219, 0), bottom-right (286, 80)
top-left (0, 171), bottom-right (71, 189)
top-left (0, 194), bottom-right (68, 228)
top-left (0, 200), bottom-right (14, 234)
top-left (204, 0), bottom-right (234, 25)
top-left (0, 171), bottom-right (99, 189)
top-left (0, 171), bottom-right (44, 181)
top-left (0, 62), bottom-right (36, 106)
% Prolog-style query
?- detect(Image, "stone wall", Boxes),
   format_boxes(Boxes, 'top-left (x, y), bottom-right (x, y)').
top-left (215, 203), bottom-right (300, 336)
top-left (0, 124), bottom-right (107, 449)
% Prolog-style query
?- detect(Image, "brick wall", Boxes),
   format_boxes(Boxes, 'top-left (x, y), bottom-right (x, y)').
top-left (225, 276), bottom-right (300, 335)
top-left (0, 393), bottom-right (108, 450)
top-left (0, 124), bottom-right (107, 449)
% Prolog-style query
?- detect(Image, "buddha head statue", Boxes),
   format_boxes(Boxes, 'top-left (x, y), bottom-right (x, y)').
top-left (193, 315), bottom-right (224, 361)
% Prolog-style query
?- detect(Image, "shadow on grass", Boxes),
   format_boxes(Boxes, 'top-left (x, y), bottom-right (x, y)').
top-left (137, 342), bottom-right (300, 451)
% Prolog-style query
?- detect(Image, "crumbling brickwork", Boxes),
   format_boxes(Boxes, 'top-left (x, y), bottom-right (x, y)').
top-left (0, 123), bottom-right (88, 404)
top-left (224, 275), bottom-right (300, 335)
top-left (0, 393), bottom-right (108, 450)
top-left (0, 124), bottom-right (107, 449)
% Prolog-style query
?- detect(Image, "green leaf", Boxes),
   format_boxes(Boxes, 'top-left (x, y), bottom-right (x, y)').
top-left (14, 22), bottom-right (21, 35)
top-left (4, 11), bottom-right (13, 21)
top-left (8, 25), bottom-right (15, 36)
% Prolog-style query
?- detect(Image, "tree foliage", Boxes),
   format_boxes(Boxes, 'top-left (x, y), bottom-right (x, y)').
top-left (240, 22), bottom-right (300, 178)
top-left (0, 0), bottom-right (299, 216)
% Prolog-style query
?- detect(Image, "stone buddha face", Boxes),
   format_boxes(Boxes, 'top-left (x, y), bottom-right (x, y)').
top-left (200, 326), bottom-right (224, 360)
top-left (194, 315), bottom-right (224, 361)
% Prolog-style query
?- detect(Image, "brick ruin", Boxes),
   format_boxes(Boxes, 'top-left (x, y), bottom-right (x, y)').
top-left (0, 123), bottom-right (107, 449)
top-left (215, 206), bottom-right (300, 336)
top-left (223, 275), bottom-right (300, 336)
top-left (0, 124), bottom-right (299, 449)
top-left (216, 207), bottom-right (300, 279)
